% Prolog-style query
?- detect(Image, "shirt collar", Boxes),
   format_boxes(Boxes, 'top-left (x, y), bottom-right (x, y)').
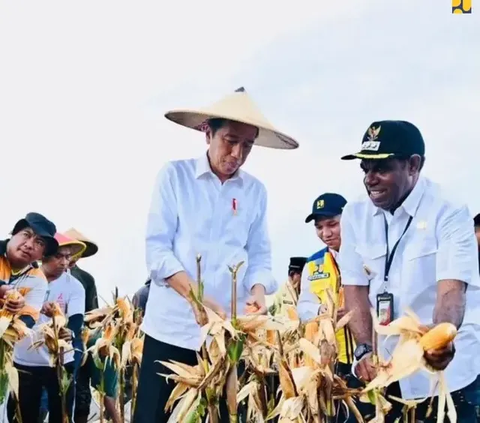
top-left (195, 153), bottom-right (244, 185)
top-left (372, 176), bottom-right (426, 218)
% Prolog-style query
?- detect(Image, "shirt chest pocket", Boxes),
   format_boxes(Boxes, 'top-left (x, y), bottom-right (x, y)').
top-left (403, 237), bottom-right (438, 286)
top-left (222, 197), bottom-right (252, 247)
top-left (355, 243), bottom-right (386, 281)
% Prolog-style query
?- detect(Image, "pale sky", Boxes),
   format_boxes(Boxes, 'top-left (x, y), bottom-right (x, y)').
top-left (1, 0), bottom-right (479, 305)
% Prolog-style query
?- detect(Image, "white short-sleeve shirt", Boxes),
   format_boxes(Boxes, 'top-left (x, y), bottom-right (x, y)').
top-left (14, 271), bottom-right (86, 367)
top-left (338, 176), bottom-right (480, 400)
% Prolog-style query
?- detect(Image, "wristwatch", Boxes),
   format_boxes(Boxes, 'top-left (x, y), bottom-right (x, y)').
top-left (354, 343), bottom-right (373, 361)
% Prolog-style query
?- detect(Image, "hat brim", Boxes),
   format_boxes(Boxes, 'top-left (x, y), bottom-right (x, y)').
top-left (58, 240), bottom-right (87, 257)
top-left (305, 211), bottom-right (341, 223)
top-left (13, 218), bottom-right (59, 256)
top-left (341, 152), bottom-right (394, 160)
top-left (80, 241), bottom-right (98, 258)
top-left (164, 110), bottom-right (299, 150)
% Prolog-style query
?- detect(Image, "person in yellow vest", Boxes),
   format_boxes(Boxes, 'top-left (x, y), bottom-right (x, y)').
top-left (269, 256), bottom-right (307, 316)
top-left (298, 193), bottom-right (373, 420)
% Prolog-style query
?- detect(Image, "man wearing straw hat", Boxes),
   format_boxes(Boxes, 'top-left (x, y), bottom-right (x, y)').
top-left (63, 228), bottom-right (100, 423)
top-left (135, 87), bottom-right (298, 422)
top-left (64, 228), bottom-right (99, 312)
top-left (9, 232), bottom-right (87, 423)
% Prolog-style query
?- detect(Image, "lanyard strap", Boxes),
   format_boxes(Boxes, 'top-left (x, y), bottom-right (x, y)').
top-left (383, 215), bottom-right (413, 289)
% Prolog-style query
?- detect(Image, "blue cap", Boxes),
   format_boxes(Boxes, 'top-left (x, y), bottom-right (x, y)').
top-left (305, 193), bottom-right (347, 223)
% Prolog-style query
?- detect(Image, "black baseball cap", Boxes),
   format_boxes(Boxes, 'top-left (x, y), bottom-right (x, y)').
top-left (474, 213), bottom-right (480, 228)
top-left (305, 193), bottom-right (347, 223)
top-left (288, 257), bottom-right (307, 273)
top-left (341, 120), bottom-right (425, 160)
top-left (12, 212), bottom-right (59, 256)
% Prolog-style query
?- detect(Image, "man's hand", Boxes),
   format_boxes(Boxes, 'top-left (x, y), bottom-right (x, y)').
top-left (58, 327), bottom-right (73, 342)
top-left (424, 342), bottom-right (455, 371)
top-left (4, 292), bottom-right (26, 314)
top-left (191, 296), bottom-right (226, 326)
top-left (337, 307), bottom-right (348, 322)
top-left (0, 284), bottom-right (13, 299)
top-left (354, 353), bottom-right (377, 383)
top-left (41, 302), bottom-right (55, 318)
top-left (245, 284), bottom-right (267, 315)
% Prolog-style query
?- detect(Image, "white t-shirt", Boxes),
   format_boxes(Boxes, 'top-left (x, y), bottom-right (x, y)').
top-left (14, 271), bottom-right (86, 367)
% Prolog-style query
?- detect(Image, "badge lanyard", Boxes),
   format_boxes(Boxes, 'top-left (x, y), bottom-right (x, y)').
top-left (377, 215), bottom-right (413, 325)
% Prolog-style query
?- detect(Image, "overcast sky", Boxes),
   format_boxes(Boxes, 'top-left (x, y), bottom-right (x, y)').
top-left (1, 0), bottom-right (479, 305)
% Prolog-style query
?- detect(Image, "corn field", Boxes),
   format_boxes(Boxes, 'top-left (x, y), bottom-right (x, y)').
top-left (0, 260), bottom-right (459, 423)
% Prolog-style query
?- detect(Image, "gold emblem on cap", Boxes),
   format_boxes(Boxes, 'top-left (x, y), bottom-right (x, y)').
top-left (316, 199), bottom-right (325, 209)
top-left (367, 125), bottom-right (381, 141)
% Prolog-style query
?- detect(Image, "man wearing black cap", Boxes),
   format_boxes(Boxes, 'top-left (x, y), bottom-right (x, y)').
top-left (0, 212), bottom-right (58, 329)
top-left (338, 120), bottom-right (480, 421)
top-left (297, 194), bottom-right (356, 377)
top-left (269, 257), bottom-right (307, 316)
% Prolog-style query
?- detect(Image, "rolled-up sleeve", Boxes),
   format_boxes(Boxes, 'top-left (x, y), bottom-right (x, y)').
top-left (243, 183), bottom-right (277, 295)
top-left (337, 204), bottom-right (369, 287)
top-left (146, 163), bottom-right (185, 284)
top-left (297, 266), bottom-right (320, 322)
top-left (436, 204), bottom-right (480, 286)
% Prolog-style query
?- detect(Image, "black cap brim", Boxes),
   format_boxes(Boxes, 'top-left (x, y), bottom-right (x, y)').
top-left (305, 211), bottom-right (339, 223)
top-left (341, 152), bottom-right (395, 160)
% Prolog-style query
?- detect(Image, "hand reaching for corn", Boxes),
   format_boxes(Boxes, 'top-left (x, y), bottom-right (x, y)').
top-left (354, 353), bottom-right (377, 383)
top-left (191, 296), bottom-right (226, 326)
top-left (41, 302), bottom-right (55, 317)
top-left (245, 284), bottom-right (267, 315)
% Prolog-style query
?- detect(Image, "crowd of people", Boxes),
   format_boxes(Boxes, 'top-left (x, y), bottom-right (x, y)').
top-left (2, 87), bottom-right (480, 422)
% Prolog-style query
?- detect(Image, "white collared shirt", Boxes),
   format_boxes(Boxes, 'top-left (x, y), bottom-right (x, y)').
top-left (338, 176), bottom-right (480, 400)
top-left (142, 154), bottom-right (276, 351)
top-left (14, 271), bottom-right (85, 367)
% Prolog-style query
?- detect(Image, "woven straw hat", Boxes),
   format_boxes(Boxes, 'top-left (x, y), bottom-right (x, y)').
top-left (164, 87), bottom-right (299, 150)
top-left (54, 233), bottom-right (87, 258)
top-left (64, 228), bottom-right (98, 259)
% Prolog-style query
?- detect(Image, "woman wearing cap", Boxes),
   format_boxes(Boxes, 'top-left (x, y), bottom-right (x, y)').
top-left (136, 88), bottom-right (299, 422)
top-left (9, 233), bottom-right (86, 423)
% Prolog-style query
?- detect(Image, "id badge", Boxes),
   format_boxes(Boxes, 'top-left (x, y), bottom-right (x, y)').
top-left (376, 292), bottom-right (394, 326)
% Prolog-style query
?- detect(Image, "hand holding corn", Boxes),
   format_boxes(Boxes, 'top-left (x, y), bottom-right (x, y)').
top-left (421, 322), bottom-right (457, 371)
top-left (41, 302), bottom-right (55, 317)
top-left (0, 285), bottom-right (25, 314)
top-left (355, 353), bottom-right (377, 383)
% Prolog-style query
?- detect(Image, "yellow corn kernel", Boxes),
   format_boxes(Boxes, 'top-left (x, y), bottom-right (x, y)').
top-left (304, 321), bottom-right (318, 342)
top-left (266, 329), bottom-right (276, 345)
top-left (286, 306), bottom-right (299, 321)
top-left (419, 322), bottom-right (457, 351)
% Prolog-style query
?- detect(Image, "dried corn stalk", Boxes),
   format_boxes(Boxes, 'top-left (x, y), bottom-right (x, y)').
top-left (363, 308), bottom-right (458, 423)
top-left (0, 288), bottom-right (31, 415)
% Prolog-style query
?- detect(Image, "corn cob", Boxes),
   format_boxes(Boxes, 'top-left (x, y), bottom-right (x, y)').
top-left (286, 306), bottom-right (299, 321)
top-left (419, 323), bottom-right (457, 351)
top-left (304, 321), bottom-right (318, 368)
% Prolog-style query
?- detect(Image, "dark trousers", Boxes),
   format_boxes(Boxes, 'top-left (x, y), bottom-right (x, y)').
top-left (133, 335), bottom-right (245, 423)
top-left (383, 375), bottom-right (480, 423)
top-left (7, 362), bottom-right (75, 423)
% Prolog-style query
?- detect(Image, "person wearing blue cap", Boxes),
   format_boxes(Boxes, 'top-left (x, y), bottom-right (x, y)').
top-left (338, 120), bottom-right (480, 421)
